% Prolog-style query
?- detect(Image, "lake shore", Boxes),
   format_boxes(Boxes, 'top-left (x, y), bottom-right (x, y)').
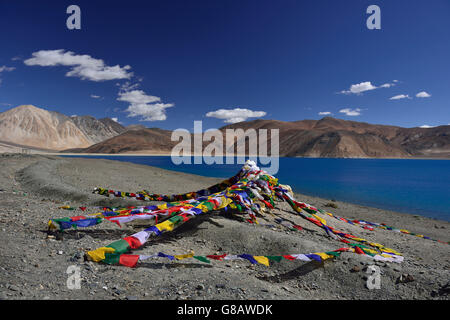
top-left (51, 151), bottom-right (450, 160)
top-left (0, 153), bottom-right (448, 300)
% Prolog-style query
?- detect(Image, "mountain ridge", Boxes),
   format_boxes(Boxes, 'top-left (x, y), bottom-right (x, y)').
top-left (69, 117), bottom-right (450, 158)
top-left (0, 105), bottom-right (125, 150)
top-left (1, 105), bottom-right (449, 158)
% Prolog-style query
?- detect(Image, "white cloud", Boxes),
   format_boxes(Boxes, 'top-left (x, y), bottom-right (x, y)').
top-left (90, 94), bottom-right (101, 99)
top-left (24, 49), bottom-right (133, 82)
top-left (0, 65), bottom-right (15, 86)
top-left (389, 94), bottom-right (410, 100)
top-left (318, 111), bottom-right (332, 116)
top-left (118, 89), bottom-right (173, 121)
top-left (111, 117), bottom-right (118, 122)
top-left (340, 82), bottom-right (377, 95)
top-left (0, 66), bottom-right (15, 72)
top-left (206, 108), bottom-right (266, 123)
top-left (340, 80), bottom-right (397, 95)
top-left (416, 91), bottom-right (431, 98)
top-left (117, 81), bottom-right (140, 92)
top-left (125, 103), bottom-right (173, 121)
top-left (117, 90), bottom-right (160, 105)
top-left (339, 108), bottom-right (362, 116)
top-left (419, 125), bottom-right (435, 128)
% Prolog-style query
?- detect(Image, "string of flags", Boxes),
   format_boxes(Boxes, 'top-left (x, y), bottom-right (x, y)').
top-left (89, 247), bottom-right (404, 268)
top-left (322, 211), bottom-right (448, 244)
top-left (47, 160), bottom-right (446, 268)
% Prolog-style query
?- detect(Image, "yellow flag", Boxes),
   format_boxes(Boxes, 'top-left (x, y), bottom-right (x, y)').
top-left (313, 214), bottom-right (327, 226)
top-left (156, 220), bottom-right (174, 232)
top-left (174, 252), bottom-right (195, 260)
top-left (217, 197), bottom-right (233, 209)
top-left (314, 252), bottom-right (334, 260)
top-left (47, 220), bottom-right (58, 231)
top-left (382, 247), bottom-right (402, 255)
top-left (86, 247), bottom-right (116, 262)
top-left (253, 256), bottom-right (270, 266)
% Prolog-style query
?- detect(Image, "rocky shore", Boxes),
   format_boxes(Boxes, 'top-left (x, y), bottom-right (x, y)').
top-left (0, 154), bottom-right (448, 300)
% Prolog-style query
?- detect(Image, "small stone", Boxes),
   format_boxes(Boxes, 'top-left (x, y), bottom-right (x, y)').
top-left (282, 286), bottom-right (294, 293)
top-left (350, 266), bottom-right (360, 273)
top-left (396, 273), bottom-right (414, 284)
top-left (216, 284), bottom-right (225, 289)
top-left (126, 296), bottom-right (138, 300)
top-left (7, 285), bottom-right (20, 292)
top-left (70, 252), bottom-right (83, 262)
top-left (196, 284), bottom-right (205, 290)
top-left (57, 250), bottom-right (63, 255)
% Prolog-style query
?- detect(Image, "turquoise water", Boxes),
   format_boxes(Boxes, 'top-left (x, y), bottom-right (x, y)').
top-left (61, 155), bottom-right (450, 221)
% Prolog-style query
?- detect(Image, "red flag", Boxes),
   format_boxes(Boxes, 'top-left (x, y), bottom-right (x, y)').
top-left (119, 254), bottom-right (139, 268)
top-left (71, 215), bottom-right (87, 222)
top-left (206, 254), bottom-right (227, 260)
top-left (123, 236), bottom-right (142, 249)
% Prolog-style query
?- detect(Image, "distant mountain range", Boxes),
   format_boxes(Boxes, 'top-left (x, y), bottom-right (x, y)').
top-left (0, 105), bottom-right (126, 150)
top-left (0, 105), bottom-right (449, 158)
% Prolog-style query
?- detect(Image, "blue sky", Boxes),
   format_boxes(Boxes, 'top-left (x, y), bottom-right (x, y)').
top-left (0, 0), bottom-right (449, 130)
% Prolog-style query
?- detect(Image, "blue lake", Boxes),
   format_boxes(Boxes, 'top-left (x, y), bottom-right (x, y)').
top-left (60, 155), bottom-right (450, 222)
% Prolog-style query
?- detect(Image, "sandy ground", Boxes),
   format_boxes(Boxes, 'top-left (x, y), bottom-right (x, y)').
top-left (0, 153), bottom-right (448, 300)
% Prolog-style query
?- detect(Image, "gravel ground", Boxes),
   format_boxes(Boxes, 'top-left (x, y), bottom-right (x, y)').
top-left (0, 153), bottom-right (449, 300)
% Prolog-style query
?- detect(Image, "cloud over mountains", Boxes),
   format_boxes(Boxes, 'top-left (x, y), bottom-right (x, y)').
top-left (206, 108), bottom-right (267, 123)
top-left (24, 49), bottom-right (133, 81)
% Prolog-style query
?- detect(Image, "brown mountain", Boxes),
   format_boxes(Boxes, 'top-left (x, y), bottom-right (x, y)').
top-left (78, 128), bottom-right (175, 154)
top-left (0, 105), bottom-right (125, 151)
top-left (69, 115), bottom-right (126, 144)
top-left (69, 116), bottom-right (450, 158)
